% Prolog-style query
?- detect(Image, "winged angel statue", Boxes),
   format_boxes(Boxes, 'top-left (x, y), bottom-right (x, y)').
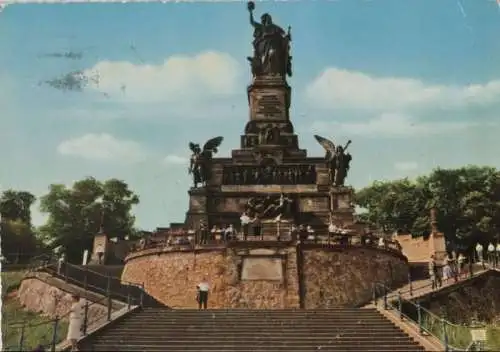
top-left (188, 137), bottom-right (224, 188)
top-left (314, 135), bottom-right (352, 187)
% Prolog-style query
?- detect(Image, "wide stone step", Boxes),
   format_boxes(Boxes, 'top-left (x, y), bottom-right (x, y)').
top-left (105, 325), bottom-right (403, 333)
top-left (130, 312), bottom-right (380, 320)
top-left (87, 345), bottom-right (424, 352)
top-left (92, 337), bottom-right (416, 344)
top-left (95, 331), bottom-right (408, 338)
top-left (118, 318), bottom-right (392, 324)
top-left (142, 308), bottom-right (380, 312)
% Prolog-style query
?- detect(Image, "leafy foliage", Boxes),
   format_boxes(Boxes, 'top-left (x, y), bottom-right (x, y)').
top-left (355, 166), bottom-right (500, 251)
top-left (0, 190), bottom-right (39, 262)
top-left (39, 177), bottom-right (139, 263)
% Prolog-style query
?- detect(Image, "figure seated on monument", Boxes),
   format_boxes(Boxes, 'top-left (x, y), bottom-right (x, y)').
top-left (306, 225), bottom-right (317, 243)
top-left (240, 212), bottom-right (252, 241)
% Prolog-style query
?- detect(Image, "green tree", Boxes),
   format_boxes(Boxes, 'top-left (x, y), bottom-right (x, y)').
top-left (39, 177), bottom-right (139, 263)
top-left (355, 178), bottom-right (429, 236)
top-left (425, 166), bottom-right (500, 247)
top-left (0, 190), bottom-right (39, 262)
top-left (355, 166), bottom-right (500, 250)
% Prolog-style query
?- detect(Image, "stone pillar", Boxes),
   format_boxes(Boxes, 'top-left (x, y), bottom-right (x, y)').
top-left (185, 187), bottom-right (209, 232)
top-left (429, 208), bottom-right (446, 260)
top-left (92, 232), bottom-right (108, 265)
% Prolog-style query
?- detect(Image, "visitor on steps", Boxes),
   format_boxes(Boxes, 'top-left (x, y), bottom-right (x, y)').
top-left (487, 243), bottom-right (495, 267)
top-left (307, 225), bottom-right (316, 243)
top-left (199, 221), bottom-right (208, 245)
top-left (240, 212), bottom-right (251, 241)
top-left (210, 225), bottom-right (219, 241)
top-left (428, 255), bottom-right (441, 290)
top-left (220, 224), bottom-right (227, 242)
top-left (442, 257), bottom-right (453, 284)
top-left (57, 253), bottom-right (65, 275)
top-left (328, 221), bottom-right (335, 244)
top-left (197, 277), bottom-right (210, 310)
top-left (96, 244), bottom-right (104, 265)
top-left (457, 253), bottom-right (466, 279)
top-left (67, 294), bottom-right (85, 351)
top-left (252, 217), bottom-right (262, 240)
top-left (290, 224), bottom-right (298, 241)
top-left (496, 243), bottom-right (500, 268)
top-left (225, 224), bottom-right (234, 241)
top-left (475, 243), bottom-right (484, 267)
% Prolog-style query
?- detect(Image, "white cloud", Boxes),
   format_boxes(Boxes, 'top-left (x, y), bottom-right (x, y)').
top-left (57, 133), bottom-right (147, 162)
top-left (394, 161), bottom-right (418, 172)
top-left (311, 113), bottom-right (474, 138)
top-left (306, 67), bottom-right (500, 111)
top-left (84, 51), bottom-right (242, 103)
top-left (163, 155), bottom-right (188, 166)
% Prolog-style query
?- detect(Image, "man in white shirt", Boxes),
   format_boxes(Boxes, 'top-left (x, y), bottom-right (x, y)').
top-left (240, 212), bottom-right (251, 241)
top-left (328, 222), bottom-right (336, 244)
top-left (197, 277), bottom-right (210, 310)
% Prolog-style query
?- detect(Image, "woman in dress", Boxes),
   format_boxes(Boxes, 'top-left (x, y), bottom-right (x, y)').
top-left (442, 257), bottom-right (453, 284)
top-left (67, 295), bottom-right (84, 351)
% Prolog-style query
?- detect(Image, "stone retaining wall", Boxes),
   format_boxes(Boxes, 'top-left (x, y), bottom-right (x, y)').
top-left (122, 244), bottom-right (408, 308)
top-left (17, 277), bottom-right (108, 322)
top-left (302, 246), bottom-right (409, 308)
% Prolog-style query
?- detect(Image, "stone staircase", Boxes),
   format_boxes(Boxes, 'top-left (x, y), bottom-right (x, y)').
top-left (79, 308), bottom-right (426, 351)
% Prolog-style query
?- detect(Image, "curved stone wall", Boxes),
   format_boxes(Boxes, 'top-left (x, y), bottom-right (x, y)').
top-left (301, 245), bottom-right (409, 308)
top-left (121, 244), bottom-right (300, 309)
top-left (122, 244), bottom-right (408, 309)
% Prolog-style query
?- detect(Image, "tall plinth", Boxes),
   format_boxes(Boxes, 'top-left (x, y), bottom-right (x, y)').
top-left (183, 76), bottom-right (354, 234)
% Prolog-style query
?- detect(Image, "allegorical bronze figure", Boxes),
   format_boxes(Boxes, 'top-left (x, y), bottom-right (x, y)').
top-left (314, 135), bottom-right (352, 187)
top-left (246, 1), bottom-right (292, 78)
top-left (188, 137), bottom-right (224, 188)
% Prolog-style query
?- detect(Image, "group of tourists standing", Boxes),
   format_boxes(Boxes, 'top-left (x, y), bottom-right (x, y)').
top-left (428, 241), bottom-right (500, 290)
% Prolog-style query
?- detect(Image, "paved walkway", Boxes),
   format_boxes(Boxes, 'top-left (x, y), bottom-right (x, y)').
top-left (367, 265), bottom-right (498, 307)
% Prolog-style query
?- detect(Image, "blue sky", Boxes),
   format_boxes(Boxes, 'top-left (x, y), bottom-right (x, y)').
top-left (0, 0), bottom-right (499, 230)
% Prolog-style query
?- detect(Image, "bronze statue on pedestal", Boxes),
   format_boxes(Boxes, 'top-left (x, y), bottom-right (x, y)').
top-left (246, 1), bottom-right (292, 78)
top-left (188, 137), bottom-right (224, 188)
top-left (314, 135), bottom-right (352, 187)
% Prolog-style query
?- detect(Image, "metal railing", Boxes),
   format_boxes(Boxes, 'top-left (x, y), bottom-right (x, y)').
top-left (3, 273), bottom-right (145, 351)
top-left (386, 260), bottom-right (489, 301)
top-left (3, 254), bottom-right (148, 351)
top-left (39, 261), bottom-right (146, 305)
top-left (372, 282), bottom-right (474, 351)
top-left (133, 231), bottom-right (404, 255)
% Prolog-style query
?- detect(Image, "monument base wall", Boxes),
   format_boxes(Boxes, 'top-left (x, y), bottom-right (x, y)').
top-left (301, 245), bottom-right (409, 308)
top-left (121, 244), bottom-right (408, 309)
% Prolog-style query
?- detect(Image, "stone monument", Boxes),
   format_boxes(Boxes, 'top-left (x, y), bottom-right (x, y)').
top-left (184, 2), bottom-right (355, 237)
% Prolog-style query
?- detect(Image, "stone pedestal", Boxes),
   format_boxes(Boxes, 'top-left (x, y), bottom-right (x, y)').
top-left (329, 187), bottom-right (355, 227)
top-left (92, 233), bottom-right (108, 265)
top-left (185, 188), bottom-right (209, 231)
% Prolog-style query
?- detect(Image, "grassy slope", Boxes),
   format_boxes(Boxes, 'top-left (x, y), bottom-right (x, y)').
top-left (2, 271), bottom-right (68, 351)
